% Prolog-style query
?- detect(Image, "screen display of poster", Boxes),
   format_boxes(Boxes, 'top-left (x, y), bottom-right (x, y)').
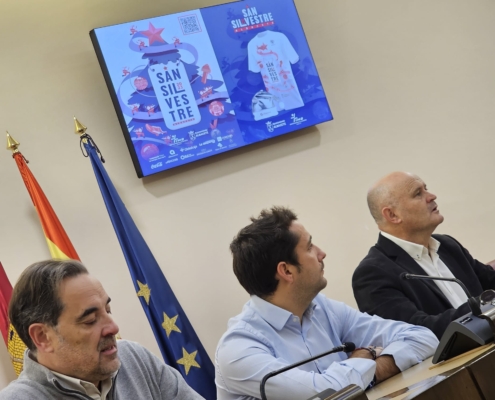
top-left (90, 0), bottom-right (332, 177)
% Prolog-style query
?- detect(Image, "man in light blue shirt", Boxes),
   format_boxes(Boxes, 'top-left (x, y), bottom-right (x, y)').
top-left (215, 206), bottom-right (438, 400)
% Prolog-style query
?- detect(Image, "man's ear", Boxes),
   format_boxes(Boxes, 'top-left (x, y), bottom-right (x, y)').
top-left (382, 207), bottom-right (401, 224)
top-left (275, 261), bottom-right (294, 284)
top-left (28, 323), bottom-right (55, 353)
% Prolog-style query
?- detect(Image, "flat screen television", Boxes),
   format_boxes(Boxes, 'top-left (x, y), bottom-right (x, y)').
top-left (90, 0), bottom-right (333, 177)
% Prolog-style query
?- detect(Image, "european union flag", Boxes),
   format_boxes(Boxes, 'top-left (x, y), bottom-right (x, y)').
top-left (82, 139), bottom-right (215, 399)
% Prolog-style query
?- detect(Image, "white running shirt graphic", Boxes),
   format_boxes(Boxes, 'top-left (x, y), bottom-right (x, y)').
top-left (248, 30), bottom-right (304, 111)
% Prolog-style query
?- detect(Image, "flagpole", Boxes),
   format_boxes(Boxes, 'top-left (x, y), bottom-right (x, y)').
top-left (74, 119), bottom-right (216, 399)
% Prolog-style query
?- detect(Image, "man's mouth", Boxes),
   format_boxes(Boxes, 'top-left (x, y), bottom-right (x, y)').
top-left (99, 341), bottom-right (118, 355)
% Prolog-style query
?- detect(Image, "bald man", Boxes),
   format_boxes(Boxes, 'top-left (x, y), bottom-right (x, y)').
top-left (352, 172), bottom-right (495, 339)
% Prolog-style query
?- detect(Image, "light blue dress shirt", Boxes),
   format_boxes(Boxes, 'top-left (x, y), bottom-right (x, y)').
top-left (215, 294), bottom-right (438, 400)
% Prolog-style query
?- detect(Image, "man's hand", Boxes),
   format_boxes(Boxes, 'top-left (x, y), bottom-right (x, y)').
top-left (375, 355), bottom-right (400, 383)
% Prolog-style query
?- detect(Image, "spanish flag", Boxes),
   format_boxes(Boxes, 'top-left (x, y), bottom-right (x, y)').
top-left (8, 135), bottom-right (79, 261)
top-left (6, 133), bottom-right (80, 375)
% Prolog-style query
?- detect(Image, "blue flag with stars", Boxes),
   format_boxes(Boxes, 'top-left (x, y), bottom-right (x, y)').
top-left (82, 139), bottom-right (215, 399)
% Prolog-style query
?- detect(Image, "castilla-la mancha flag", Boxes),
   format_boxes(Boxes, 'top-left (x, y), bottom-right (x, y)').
top-left (0, 263), bottom-right (12, 346)
top-left (0, 262), bottom-right (24, 376)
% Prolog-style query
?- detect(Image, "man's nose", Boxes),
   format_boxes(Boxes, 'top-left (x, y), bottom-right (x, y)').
top-left (103, 314), bottom-right (120, 337)
top-left (426, 192), bottom-right (437, 202)
top-left (319, 247), bottom-right (327, 260)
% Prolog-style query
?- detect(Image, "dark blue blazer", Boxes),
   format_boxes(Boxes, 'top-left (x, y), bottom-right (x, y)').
top-left (352, 234), bottom-right (495, 339)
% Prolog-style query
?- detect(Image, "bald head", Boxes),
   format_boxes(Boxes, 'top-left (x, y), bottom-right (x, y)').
top-left (367, 172), bottom-right (444, 245)
top-left (367, 172), bottom-right (419, 225)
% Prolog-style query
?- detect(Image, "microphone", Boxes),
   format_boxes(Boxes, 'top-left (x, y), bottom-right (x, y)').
top-left (259, 342), bottom-right (355, 400)
top-left (400, 272), bottom-right (482, 316)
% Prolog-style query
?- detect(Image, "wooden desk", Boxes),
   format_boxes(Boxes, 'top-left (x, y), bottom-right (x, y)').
top-left (366, 344), bottom-right (495, 400)
top-left (463, 347), bottom-right (495, 399)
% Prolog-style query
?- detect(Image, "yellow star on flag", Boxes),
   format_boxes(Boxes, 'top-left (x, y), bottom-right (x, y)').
top-left (177, 348), bottom-right (200, 375)
top-left (136, 280), bottom-right (151, 304)
top-left (162, 312), bottom-right (181, 337)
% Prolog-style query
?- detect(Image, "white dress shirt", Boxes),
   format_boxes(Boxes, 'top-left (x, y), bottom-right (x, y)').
top-left (381, 232), bottom-right (468, 308)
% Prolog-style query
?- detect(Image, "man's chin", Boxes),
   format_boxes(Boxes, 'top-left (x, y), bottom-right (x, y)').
top-left (99, 359), bottom-right (121, 379)
top-left (431, 213), bottom-right (444, 226)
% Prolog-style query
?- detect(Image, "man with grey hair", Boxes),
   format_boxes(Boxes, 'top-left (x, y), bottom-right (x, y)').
top-left (353, 171), bottom-right (495, 339)
top-left (0, 259), bottom-right (204, 399)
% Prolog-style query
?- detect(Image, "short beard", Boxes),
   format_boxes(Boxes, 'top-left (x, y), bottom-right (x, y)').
top-left (54, 329), bottom-right (120, 383)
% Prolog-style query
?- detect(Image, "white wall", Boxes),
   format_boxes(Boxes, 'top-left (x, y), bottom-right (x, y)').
top-left (1, 0), bottom-right (494, 388)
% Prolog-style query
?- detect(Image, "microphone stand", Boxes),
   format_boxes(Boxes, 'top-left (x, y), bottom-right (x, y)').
top-left (401, 273), bottom-right (481, 315)
top-left (259, 343), bottom-right (355, 400)
top-left (401, 273), bottom-right (492, 363)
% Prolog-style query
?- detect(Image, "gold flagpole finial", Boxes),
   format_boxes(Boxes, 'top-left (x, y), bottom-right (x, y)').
top-left (74, 117), bottom-right (88, 144)
top-left (74, 117), bottom-right (87, 136)
top-left (6, 132), bottom-right (20, 154)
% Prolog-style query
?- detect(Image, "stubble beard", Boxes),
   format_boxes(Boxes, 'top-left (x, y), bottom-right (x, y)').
top-left (55, 333), bottom-right (121, 384)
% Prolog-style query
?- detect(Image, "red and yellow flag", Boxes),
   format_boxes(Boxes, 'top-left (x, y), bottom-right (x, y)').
top-left (12, 152), bottom-right (79, 261)
top-left (6, 133), bottom-right (80, 375)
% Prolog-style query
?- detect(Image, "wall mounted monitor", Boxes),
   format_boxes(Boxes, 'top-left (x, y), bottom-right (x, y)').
top-left (91, 0), bottom-right (333, 177)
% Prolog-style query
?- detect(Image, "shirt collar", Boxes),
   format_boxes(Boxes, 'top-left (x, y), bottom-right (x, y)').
top-left (51, 370), bottom-right (116, 399)
top-left (380, 231), bottom-right (440, 261)
top-left (250, 295), bottom-right (317, 331)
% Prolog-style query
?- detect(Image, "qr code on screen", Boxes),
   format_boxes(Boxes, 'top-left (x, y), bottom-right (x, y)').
top-left (179, 15), bottom-right (202, 35)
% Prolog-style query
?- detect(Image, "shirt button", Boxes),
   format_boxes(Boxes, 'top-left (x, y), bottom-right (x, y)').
top-left (293, 317), bottom-right (298, 322)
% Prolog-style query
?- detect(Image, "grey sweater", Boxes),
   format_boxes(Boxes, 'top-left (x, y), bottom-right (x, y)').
top-left (0, 340), bottom-right (205, 399)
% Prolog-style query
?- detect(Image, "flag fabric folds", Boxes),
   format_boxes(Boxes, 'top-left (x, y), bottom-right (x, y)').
top-left (0, 262), bottom-right (12, 346)
top-left (82, 140), bottom-right (216, 399)
top-left (12, 153), bottom-right (80, 260)
top-left (0, 262), bottom-right (25, 376)
top-left (10, 151), bottom-right (80, 376)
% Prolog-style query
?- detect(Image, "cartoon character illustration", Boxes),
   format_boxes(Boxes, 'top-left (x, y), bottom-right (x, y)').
top-left (130, 25), bottom-right (138, 35)
top-left (145, 123), bottom-right (167, 136)
top-left (199, 86), bottom-right (213, 100)
top-left (122, 67), bottom-right (130, 77)
top-left (146, 104), bottom-right (155, 116)
top-left (134, 127), bottom-right (144, 138)
top-left (131, 104), bottom-right (140, 114)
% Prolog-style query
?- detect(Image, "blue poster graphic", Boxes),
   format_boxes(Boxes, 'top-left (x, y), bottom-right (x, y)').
top-left (201, 0), bottom-right (332, 145)
top-left (91, 0), bottom-right (332, 177)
